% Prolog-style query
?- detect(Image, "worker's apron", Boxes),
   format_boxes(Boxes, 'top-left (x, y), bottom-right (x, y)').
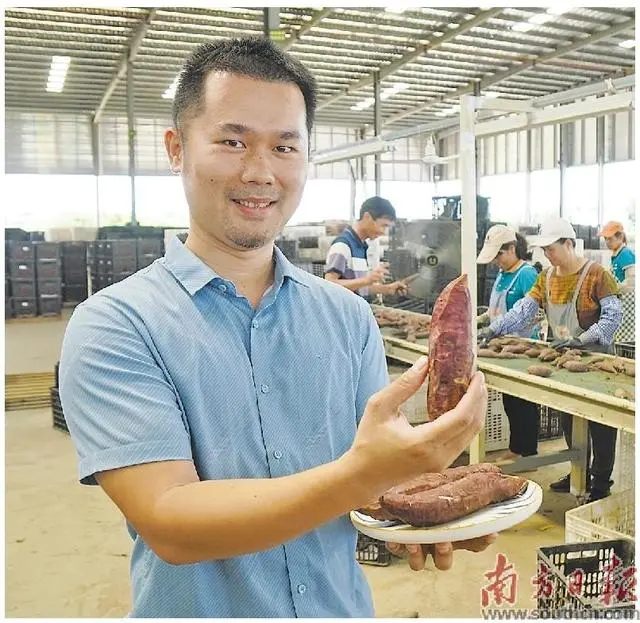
top-left (489, 263), bottom-right (540, 338)
top-left (544, 260), bottom-right (613, 354)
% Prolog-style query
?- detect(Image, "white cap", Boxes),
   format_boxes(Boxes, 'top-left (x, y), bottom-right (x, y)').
top-left (527, 217), bottom-right (576, 248)
top-left (476, 225), bottom-right (517, 264)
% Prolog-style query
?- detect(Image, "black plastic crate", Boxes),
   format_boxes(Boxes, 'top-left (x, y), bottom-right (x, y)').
top-left (38, 295), bottom-right (62, 317)
top-left (63, 284), bottom-right (88, 303)
top-left (537, 539), bottom-right (635, 612)
top-left (356, 534), bottom-right (391, 567)
top-left (61, 241), bottom-right (88, 257)
top-left (61, 255), bottom-right (88, 273)
top-left (96, 239), bottom-right (137, 258)
top-left (9, 279), bottom-right (37, 299)
top-left (7, 241), bottom-right (35, 261)
top-left (35, 242), bottom-right (60, 260)
top-left (275, 239), bottom-right (298, 262)
top-left (539, 406), bottom-right (563, 440)
top-left (11, 297), bottom-right (37, 318)
top-left (51, 387), bottom-right (69, 433)
top-left (137, 238), bottom-right (163, 256)
top-left (62, 269), bottom-right (88, 286)
top-left (312, 262), bottom-right (325, 278)
top-left (36, 260), bottom-right (61, 280)
top-left (6, 297), bottom-right (13, 319)
top-left (615, 342), bottom-right (635, 360)
top-left (9, 260), bottom-right (35, 280)
top-left (94, 256), bottom-right (138, 274)
top-left (37, 279), bottom-right (62, 297)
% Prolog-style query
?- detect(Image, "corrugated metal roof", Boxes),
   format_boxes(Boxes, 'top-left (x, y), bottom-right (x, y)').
top-left (4, 6), bottom-right (635, 130)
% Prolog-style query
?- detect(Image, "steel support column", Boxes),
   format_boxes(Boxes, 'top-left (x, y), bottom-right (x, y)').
top-left (596, 116), bottom-right (605, 227)
top-left (91, 120), bottom-right (101, 229)
top-left (373, 71), bottom-right (381, 196)
top-left (126, 59), bottom-right (137, 226)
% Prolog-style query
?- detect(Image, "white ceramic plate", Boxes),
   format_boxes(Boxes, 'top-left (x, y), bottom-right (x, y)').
top-left (350, 480), bottom-right (543, 544)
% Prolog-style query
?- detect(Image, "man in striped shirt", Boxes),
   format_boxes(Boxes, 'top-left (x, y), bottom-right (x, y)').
top-left (324, 196), bottom-right (408, 298)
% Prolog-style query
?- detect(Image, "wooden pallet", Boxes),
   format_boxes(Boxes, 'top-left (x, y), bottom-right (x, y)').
top-left (5, 372), bottom-right (55, 411)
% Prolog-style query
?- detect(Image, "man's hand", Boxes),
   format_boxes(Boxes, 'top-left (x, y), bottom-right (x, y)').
top-left (385, 534), bottom-right (498, 571)
top-left (477, 327), bottom-right (494, 347)
top-left (551, 337), bottom-right (584, 350)
top-left (367, 264), bottom-right (389, 285)
top-left (378, 280), bottom-right (409, 296)
top-left (346, 357), bottom-right (488, 504)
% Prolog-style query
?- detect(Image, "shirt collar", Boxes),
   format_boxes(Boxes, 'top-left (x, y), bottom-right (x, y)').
top-left (163, 235), bottom-right (311, 296)
top-left (346, 225), bottom-right (368, 249)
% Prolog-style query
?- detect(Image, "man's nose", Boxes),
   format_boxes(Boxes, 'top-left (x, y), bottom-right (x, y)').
top-left (240, 149), bottom-right (276, 185)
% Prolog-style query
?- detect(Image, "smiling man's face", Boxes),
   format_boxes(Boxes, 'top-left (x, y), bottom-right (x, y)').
top-left (167, 72), bottom-right (309, 251)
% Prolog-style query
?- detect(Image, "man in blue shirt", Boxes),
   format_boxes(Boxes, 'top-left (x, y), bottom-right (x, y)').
top-left (59, 37), bottom-right (493, 618)
top-left (324, 196), bottom-right (408, 298)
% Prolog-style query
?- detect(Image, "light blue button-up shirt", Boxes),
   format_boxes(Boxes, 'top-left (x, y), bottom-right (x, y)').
top-left (59, 235), bottom-right (389, 618)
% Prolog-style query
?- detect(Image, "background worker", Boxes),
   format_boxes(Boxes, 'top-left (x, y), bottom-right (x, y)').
top-left (478, 217), bottom-right (622, 501)
top-left (476, 225), bottom-right (540, 461)
top-left (599, 220), bottom-right (635, 292)
top-left (324, 196), bottom-right (408, 298)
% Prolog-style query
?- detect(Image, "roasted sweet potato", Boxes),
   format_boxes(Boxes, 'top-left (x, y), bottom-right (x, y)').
top-left (380, 471), bottom-right (527, 527)
top-left (555, 352), bottom-right (582, 368)
top-left (426, 275), bottom-right (474, 420)
top-left (497, 351), bottom-right (522, 359)
top-left (589, 360), bottom-right (618, 374)
top-left (525, 348), bottom-right (542, 358)
top-left (357, 501), bottom-right (399, 521)
top-left (527, 365), bottom-right (553, 377)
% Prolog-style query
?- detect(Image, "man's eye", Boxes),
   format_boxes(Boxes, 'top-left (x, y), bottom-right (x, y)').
top-left (275, 146), bottom-right (296, 153)
top-left (222, 140), bottom-right (244, 148)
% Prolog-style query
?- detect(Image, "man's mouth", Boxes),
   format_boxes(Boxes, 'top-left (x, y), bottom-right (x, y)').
top-left (232, 198), bottom-right (277, 210)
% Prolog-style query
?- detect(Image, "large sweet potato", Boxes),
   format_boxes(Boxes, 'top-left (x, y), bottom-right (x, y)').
top-left (426, 274), bottom-right (474, 420)
top-left (381, 470), bottom-right (527, 527)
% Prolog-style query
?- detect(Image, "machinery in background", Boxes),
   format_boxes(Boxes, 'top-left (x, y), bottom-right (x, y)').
top-left (384, 195), bottom-right (497, 314)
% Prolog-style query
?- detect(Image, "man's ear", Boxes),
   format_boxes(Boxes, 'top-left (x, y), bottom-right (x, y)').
top-left (164, 127), bottom-right (183, 174)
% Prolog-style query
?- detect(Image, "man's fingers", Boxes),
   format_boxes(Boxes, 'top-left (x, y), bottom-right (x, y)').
top-left (406, 544), bottom-right (426, 571)
top-left (369, 356), bottom-right (429, 415)
top-left (431, 542), bottom-right (454, 571)
top-left (385, 542), bottom-right (405, 555)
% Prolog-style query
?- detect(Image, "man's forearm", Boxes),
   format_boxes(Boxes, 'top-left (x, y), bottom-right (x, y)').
top-left (489, 296), bottom-right (539, 336)
top-left (326, 275), bottom-right (370, 292)
top-left (577, 295), bottom-right (622, 346)
top-left (151, 452), bottom-right (371, 565)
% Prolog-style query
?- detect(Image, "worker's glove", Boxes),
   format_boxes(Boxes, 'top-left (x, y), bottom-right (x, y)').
top-left (551, 337), bottom-right (585, 351)
top-left (477, 313), bottom-right (491, 329)
top-left (477, 327), bottom-right (494, 348)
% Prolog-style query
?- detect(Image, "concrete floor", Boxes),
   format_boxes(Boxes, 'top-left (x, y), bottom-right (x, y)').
top-left (5, 311), bottom-right (578, 618)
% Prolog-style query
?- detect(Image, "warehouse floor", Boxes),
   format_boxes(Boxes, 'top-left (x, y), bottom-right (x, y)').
top-left (5, 311), bottom-right (577, 618)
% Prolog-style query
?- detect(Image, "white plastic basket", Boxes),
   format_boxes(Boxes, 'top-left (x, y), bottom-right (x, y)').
top-left (565, 489), bottom-right (635, 544)
top-left (612, 430), bottom-right (635, 494)
top-left (485, 389), bottom-right (510, 452)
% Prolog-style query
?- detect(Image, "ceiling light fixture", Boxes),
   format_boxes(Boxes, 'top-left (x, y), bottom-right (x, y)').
top-left (512, 22), bottom-right (534, 32)
top-left (46, 56), bottom-right (71, 93)
top-left (546, 7), bottom-right (572, 15)
top-left (618, 39), bottom-right (635, 49)
top-left (385, 7), bottom-right (408, 14)
top-left (529, 13), bottom-right (553, 25)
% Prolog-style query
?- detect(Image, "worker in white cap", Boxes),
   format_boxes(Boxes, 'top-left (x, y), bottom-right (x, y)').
top-left (476, 225), bottom-right (540, 461)
top-left (478, 217), bottom-right (622, 501)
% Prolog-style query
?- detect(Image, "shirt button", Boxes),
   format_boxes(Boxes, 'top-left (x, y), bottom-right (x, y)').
top-left (297, 584), bottom-right (307, 595)
top-left (260, 384), bottom-right (270, 394)
top-left (252, 320), bottom-right (259, 329)
top-left (218, 284), bottom-right (227, 293)
top-left (273, 450), bottom-right (283, 460)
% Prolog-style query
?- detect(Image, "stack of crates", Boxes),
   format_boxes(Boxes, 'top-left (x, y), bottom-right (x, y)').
top-left (61, 242), bottom-right (88, 305)
top-left (34, 242), bottom-right (62, 316)
top-left (136, 238), bottom-right (164, 269)
top-left (7, 240), bottom-right (38, 318)
top-left (90, 240), bottom-right (138, 293)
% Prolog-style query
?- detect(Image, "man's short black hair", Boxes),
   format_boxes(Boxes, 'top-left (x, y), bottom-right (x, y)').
top-left (359, 196), bottom-right (396, 221)
top-left (172, 36), bottom-right (318, 135)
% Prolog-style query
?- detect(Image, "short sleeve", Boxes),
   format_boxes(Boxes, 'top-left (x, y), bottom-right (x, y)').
top-left (325, 242), bottom-right (350, 277)
top-left (619, 247), bottom-right (636, 270)
top-left (593, 266), bottom-right (620, 301)
top-left (59, 297), bottom-right (193, 485)
top-left (354, 302), bottom-right (389, 425)
top-left (517, 265), bottom-right (538, 299)
top-left (527, 271), bottom-right (546, 307)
